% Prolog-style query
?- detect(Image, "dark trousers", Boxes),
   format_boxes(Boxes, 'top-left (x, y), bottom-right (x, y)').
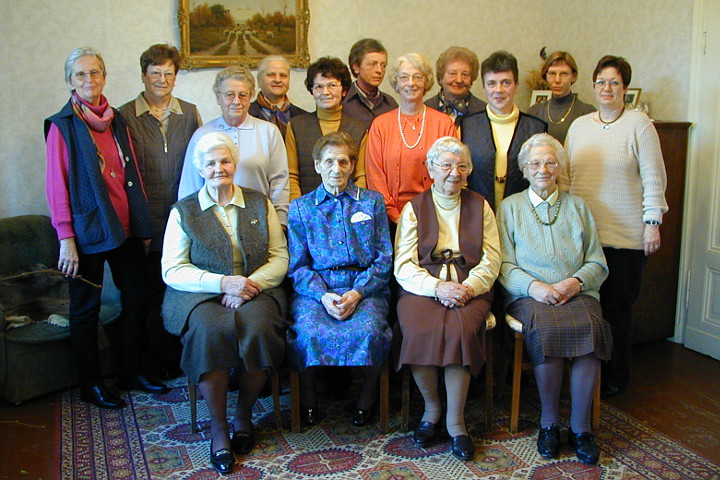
top-left (144, 251), bottom-right (182, 371)
top-left (69, 237), bottom-right (147, 387)
top-left (600, 247), bottom-right (647, 389)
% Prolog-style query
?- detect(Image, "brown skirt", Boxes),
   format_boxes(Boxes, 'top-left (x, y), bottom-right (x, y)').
top-left (506, 294), bottom-right (612, 365)
top-left (395, 290), bottom-right (490, 375)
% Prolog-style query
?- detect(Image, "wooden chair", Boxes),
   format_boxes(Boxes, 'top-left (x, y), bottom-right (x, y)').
top-left (289, 362), bottom-right (390, 433)
top-left (400, 311), bottom-right (496, 432)
top-left (188, 370), bottom-right (283, 433)
top-left (506, 314), bottom-right (600, 434)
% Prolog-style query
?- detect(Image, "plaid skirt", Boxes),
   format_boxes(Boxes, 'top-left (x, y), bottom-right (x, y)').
top-left (506, 295), bottom-right (612, 365)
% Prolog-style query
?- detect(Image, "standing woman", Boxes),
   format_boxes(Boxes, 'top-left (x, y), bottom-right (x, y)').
top-left (367, 53), bottom-right (457, 224)
top-left (527, 51), bottom-right (595, 144)
top-left (563, 55), bottom-right (668, 397)
top-left (45, 47), bottom-right (167, 410)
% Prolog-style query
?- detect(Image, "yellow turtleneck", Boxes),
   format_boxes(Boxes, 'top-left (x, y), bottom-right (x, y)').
top-left (486, 104), bottom-right (519, 203)
top-left (285, 104), bottom-right (367, 200)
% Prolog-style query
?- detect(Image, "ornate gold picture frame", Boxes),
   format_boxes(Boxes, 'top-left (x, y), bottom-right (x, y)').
top-left (178, 0), bottom-right (310, 69)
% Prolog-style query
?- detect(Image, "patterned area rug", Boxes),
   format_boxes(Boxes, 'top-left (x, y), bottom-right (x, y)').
top-left (60, 377), bottom-right (719, 479)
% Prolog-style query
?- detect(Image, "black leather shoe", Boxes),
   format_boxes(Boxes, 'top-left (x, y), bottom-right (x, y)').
top-left (413, 421), bottom-right (438, 448)
top-left (300, 404), bottom-right (319, 426)
top-left (568, 429), bottom-right (600, 464)
top-left (537, 425), bottom-right (561, 459)
top-left (352, 404), bottom-right (375, 427)
top-left (451, 435), bottom-right (475, 461)
top-left (210, 441), bottom-right (235, 475)
top-left (120, 375), bottom-right (169, 394)
top-left (600, 384), bottom-right (624, 399)
top-left (231, 428), bottom-right (255, 455)
top-left (80, 384), bottom-right (126, 410)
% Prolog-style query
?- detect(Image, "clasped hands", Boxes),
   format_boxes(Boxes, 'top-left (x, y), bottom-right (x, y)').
top-left (220, 275), bottom-right (262, 309)
top-left (321, 290), bottom-right (361, 321)
top-left (528, 278), bottom-right (582, 306)
top-left (435, 281), bottom-right (474, 308)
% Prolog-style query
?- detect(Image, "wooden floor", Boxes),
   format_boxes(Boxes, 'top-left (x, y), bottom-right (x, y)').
top-left (1, 340), bottom-right (719, 479)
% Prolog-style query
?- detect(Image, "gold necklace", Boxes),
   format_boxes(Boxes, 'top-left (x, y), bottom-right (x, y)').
top-left (546, 94), bottom-right (577, 125)
top-left (530, 198), bottom-right (562, 226)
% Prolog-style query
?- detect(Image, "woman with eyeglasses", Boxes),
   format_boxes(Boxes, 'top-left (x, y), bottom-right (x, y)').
top-left (394, 137), bottom-right (501, 461)
top-left (527, 51), bottom-right (595, 144)
top-left (45, 47), bottom-right (167, 410)
top-left (366, 53), bottom-right (457, 225)
top-left (497, 133), bottom-right (610, 465)
top-left (177, 66), bottom-right (290, 225)
top-left (285, 56), bottom-right (369, 200)
top-left (563, 56), bottom-right (667, 400)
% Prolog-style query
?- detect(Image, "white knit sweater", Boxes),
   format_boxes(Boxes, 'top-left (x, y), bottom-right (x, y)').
top-left (562, 110), bottom-right (668, 250)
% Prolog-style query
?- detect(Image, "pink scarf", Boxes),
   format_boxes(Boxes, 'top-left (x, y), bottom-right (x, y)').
top-left (71, 92), bottom-right (114, 132)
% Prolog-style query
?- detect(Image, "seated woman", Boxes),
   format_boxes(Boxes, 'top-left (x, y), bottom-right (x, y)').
top-left (394, 137), bottom-right (501, 461)
top-left (287, 131), bottom-right (393, 427)
top-left (496, 133), bottom-right (610, 465)
top-left (161, 132), bottom-right (289, 475)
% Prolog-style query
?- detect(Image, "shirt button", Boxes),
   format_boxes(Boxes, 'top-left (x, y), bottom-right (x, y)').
top-left (127, 181), bottom-right (133, 187)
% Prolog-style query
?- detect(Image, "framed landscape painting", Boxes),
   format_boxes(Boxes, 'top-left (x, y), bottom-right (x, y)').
top-left (179, 0), bottom-right (310, 69)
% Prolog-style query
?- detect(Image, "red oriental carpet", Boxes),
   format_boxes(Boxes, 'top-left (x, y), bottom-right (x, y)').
top-left (60, 377), bottom-right (720, 479)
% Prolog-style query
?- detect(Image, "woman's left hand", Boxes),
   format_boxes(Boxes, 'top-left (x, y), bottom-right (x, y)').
top-left (221, 293), bottom-right (245, 309)
top-left (643, 224), bottom-right (661, 256)
top-left (335, 290), bottom-right (362, 320)
top-left (551, 278), bottom-right (583, 305)
top-left (436, 281), bottom-right (474, 308)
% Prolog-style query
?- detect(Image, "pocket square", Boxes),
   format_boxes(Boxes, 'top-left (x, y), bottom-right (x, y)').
top-left (350, 211), bottom-right (372, 223)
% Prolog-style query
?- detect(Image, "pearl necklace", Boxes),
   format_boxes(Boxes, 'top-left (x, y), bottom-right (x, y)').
top-left (397, 106), bottom-right (426, 149)
top-left (530, 198), bottom-right (562, 226)
top-left (546, 94), bottom-right (577, 125)
top-left (599, 108), bottom-right (624, 130)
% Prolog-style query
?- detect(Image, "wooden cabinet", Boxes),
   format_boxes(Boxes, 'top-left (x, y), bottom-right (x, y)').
top-left (633, 121), bottom-right (691, 343)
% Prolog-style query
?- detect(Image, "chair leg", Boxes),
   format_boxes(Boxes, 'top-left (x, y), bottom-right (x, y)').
top-left (379, 363), bottom-right (389, 433)
top-left (401, 366), bottom-right (411, 432)
top-left (509, 332), bottom-right (524, 434)
top-left (592, 371), bottom-right (601, 431)
top-left (290, 370), bottom-right (301, 433)
top-left (485, 330), bottom-right (494, 431)
top-left (271, 371), bottom-right (282, 431)
top-left (188, 380), bottom-right (198, 434)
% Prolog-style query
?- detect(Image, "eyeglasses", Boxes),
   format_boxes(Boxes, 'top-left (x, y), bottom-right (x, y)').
top-left (220, 91), bottom-right (250, 102)
top-left (147, 70), bottom-right (176, 81)
top-left (319, 158), bottom-right (352, 169)
top-left (72, 70), bottom-right (104, 81)
top-left (432, 162), bottom-right (470, 173)
top-left (397, 74), bottom-right (425, 84)
top-left (593, 80), bottom-right (623, 89)
top-left (546, 71), bottom-right (571, 79)
top-left (312, 83), bottom-right (342, 93)
top-left (526, 160), bottom-right (558, 171)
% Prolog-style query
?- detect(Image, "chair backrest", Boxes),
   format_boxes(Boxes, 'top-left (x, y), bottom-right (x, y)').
top-left (0, 215), bottom-right (58, 274)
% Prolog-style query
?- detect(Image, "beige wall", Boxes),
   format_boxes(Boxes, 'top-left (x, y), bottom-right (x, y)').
top-left (0, 0), bottom-right (692, 219)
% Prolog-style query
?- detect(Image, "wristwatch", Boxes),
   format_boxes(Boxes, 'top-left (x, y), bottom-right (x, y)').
top-left (574, 277), bottom-right (585, 292)
top-left (645, 220), bottom-right (661, 225)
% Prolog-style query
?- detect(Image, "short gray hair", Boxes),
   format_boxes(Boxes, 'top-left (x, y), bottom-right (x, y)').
top-left (193, 132), bottom-right (239, 170)
top-left (213, 65), bottom-right (256, 97)
top-left (389, 52), bottom-right (434, 94)
top-left (257, 55), bottom-right (290, 79)
top-left (64, 46), bottom-right (106, 88)
top-left (517, 133), bottom-right (567, 171)
top-left (426, 136), bottom-right (472, 173)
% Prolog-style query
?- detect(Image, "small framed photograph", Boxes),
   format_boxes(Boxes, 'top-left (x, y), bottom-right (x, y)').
top-left (530, 90), bottom-right (552, 106)
top-left (624, 88), bottom-right (642, 108)
top-left (178, 0), bottom-right (310, 69)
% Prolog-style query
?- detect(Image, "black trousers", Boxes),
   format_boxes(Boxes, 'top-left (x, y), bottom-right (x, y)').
top-left (144, 251), bottom-right (182, 370)
top-left (599, 247), bottom-right (647, 389)
top-left (69, 237), bottom-right (147, 387)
